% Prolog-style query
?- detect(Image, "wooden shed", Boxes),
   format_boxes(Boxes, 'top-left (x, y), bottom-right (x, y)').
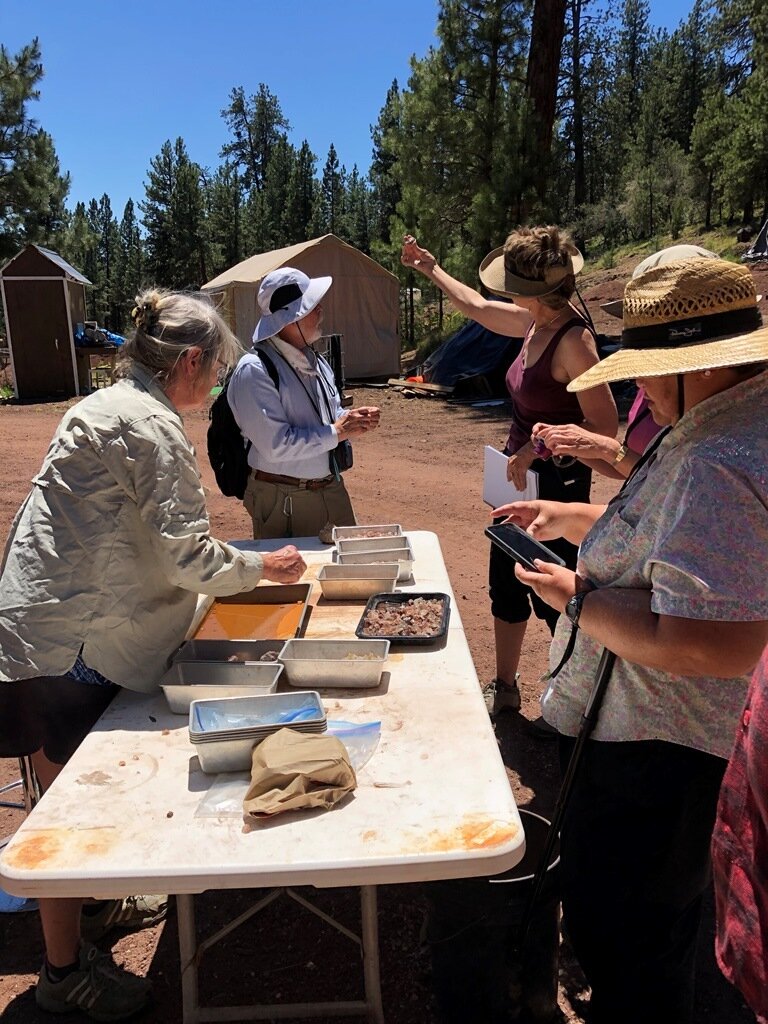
top-left (0, 244), bottom-right (92, 400)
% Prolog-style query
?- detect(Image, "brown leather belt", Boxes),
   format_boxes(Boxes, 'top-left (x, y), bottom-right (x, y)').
top-left (252, 469), bottom-right (335, 491)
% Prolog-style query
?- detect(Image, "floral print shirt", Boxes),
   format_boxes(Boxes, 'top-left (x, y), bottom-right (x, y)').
top-left (542, 370), bottom-right (768, 759)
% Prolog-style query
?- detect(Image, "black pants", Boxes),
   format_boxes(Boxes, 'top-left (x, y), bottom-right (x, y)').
top-left (489, 456), bottom-right (591, 631)
top-left (557, 736), bottom-right (727, 1024)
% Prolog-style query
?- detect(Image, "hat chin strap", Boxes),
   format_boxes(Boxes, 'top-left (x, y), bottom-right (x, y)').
top-left (677, 374), bottom-right (686, 420)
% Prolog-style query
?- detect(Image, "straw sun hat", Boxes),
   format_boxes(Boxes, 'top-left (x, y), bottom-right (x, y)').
top-left (568, 258), bottom-right (768, 392)
top-left (478, 245), bottom-right (584, 298)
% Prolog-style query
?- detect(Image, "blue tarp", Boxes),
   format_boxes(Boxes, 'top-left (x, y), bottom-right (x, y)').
top-left (423, 320), bottom-right (522, 392)
top-left (73, 324), bottom-right (125, 347)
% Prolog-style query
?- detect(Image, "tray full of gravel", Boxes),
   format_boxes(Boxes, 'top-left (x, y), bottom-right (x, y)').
top-left (355, 593), bottom-right (451, 645)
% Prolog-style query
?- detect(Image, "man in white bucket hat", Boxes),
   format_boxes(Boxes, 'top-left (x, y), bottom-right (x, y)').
top-left (228, 267), bottom-right (380, 539)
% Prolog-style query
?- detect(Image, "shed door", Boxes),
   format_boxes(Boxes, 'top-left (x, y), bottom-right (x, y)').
top-left (5, 280), bottom-right (75, 398)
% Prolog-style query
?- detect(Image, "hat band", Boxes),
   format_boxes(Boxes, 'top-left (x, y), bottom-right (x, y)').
top-left (269, 283), bottom-right (303, 313)
top-left (621, 306), bottom-right (762, 349)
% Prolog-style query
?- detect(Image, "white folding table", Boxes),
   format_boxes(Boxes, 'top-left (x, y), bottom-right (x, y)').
top-left (0, 531), bottom-right (525, 1023)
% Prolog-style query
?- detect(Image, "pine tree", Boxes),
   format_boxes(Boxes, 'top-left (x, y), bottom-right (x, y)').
top-left (220, 84), bottom-right (290, 192)
top-left (369, 80), bottom-right (402, 243)
top-left (202, 162), bottom-right (244, 276)
top-left (140, 138), bottom-right (207, 288)
top-left (0, 38), bottom-right (70, 259)
top-left (315, 144), bottom-right (345, 236)
top-left (115, 199), bottom-right (144, 328)
top-left (284, 141), bottom-right (317, 242)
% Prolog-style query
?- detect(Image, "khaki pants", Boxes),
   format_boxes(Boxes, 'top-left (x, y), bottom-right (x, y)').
top-left (243, 474), bottom-right (356, 540)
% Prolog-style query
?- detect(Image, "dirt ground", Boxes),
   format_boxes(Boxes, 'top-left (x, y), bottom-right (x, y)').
top-left (0, 371), bottom-right (758, 1022)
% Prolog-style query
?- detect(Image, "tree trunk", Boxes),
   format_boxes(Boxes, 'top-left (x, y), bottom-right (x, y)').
top-left (570, 0), bottom-right (586, 213)
top-left (525, 0), bottom-right (568, 200)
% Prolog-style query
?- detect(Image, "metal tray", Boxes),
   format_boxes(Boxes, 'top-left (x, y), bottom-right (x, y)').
top-left (279, 638), bottom-right (390, 689)
top-left (336, 535), bottom-right (411, 554)
top-left (161, 661), bottom-right (283, 714)
top-left (188, 691), bottom-right (326, 773)
top-left (355, 592), bottom-right (451, 646)
top-left (332, 524), bottom-right (403, 543)
top-left (316, 563), bottom-right (398, 601)
top-left (337, 540), bottom-right (414, 582)
top-left (171, 639), bottom-right (284, 664)
top-left (195, 583), bottom-right (312, 641)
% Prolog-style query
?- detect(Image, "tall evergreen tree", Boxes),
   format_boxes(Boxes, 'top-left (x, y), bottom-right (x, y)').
top-left (140, 138), bottom-right (206, 288)
top-left (284, 141), bottom-right (317, 242)
top-left (0, 38), bottom-right (69, 259)
top-left (115, 199), bottom-right (144, 327)
top-left (220, 84), bottom-right (290, 191)
top-left (369, 80), bottom-right (402, 243)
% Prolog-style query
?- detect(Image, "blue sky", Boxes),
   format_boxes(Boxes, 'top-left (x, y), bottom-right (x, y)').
top-left (5, 0), bottom-right (696, 217)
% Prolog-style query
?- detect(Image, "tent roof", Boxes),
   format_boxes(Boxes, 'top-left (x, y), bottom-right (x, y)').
top-left (0, 244), bottom-right (91, 284)
top-left (202, 234), bottom-right (397, 291)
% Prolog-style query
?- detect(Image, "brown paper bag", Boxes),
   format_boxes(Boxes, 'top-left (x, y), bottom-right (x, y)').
top-left (243, 728), bottom-right (356, 820)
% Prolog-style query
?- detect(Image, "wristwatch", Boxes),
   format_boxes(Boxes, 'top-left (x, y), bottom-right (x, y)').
top-left (613, 442), bottom-right (629, 465)
top-left (565, 586), bottom-right (594, 627)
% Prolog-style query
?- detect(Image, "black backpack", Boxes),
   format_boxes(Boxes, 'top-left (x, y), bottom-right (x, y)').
top-left (207, 348), bottom-right (279, 499)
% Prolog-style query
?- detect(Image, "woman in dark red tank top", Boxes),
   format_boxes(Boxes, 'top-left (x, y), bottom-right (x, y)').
top-left (402, 226), bottom-right (617, 716)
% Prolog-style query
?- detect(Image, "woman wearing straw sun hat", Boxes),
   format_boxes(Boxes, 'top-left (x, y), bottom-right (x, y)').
top-left (401, 228), bottom-right (617, 717)
top-left (493, 256), bottom-right (768, 1023)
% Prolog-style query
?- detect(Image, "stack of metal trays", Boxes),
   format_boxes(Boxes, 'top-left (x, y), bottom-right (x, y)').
top-left (336, 535), bottom-right (414, 581)
top-left (188, 691), bottom-right (327, 773)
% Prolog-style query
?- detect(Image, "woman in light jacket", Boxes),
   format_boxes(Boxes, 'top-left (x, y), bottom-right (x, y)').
top-left (0, 289), bottom-right (305, 1020)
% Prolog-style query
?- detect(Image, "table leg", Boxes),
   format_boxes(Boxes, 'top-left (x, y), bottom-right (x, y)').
top-left (177, 893), bottom-right (200, 1024)
top-left (360, 885), bottom-right (385, 1024)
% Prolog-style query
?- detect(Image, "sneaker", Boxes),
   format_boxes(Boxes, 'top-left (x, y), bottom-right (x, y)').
top-left (80, 894), bottom-right (168, 942)
top-left (36, 942), bottom-right (151, 1021)
top-left (483, 674), bottom-right (522, 716)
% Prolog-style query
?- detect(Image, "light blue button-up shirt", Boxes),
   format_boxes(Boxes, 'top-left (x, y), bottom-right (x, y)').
top-left (227, 345), bottom-right (342, 480)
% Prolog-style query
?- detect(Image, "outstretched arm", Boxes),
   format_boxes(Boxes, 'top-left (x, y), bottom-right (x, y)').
top-left (401, 234), bottom-right (532, 337)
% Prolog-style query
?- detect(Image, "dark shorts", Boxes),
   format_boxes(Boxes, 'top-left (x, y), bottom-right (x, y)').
top-left (0, 675), bottom-right (118, 765)
top-left (488, 456), bottom-right (591, 629)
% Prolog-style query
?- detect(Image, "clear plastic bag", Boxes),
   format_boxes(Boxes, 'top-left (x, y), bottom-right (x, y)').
top-left (326, 720), bottom-right (381, 771)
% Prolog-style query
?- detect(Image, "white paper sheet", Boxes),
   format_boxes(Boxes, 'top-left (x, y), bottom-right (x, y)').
top-left (482, 445), bottom-right (539, 508)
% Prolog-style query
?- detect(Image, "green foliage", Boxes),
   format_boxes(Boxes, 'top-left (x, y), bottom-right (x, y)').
top-left (5, 11), bottom-right (768, 356)
top-left (0, 38), bottom-right (69, 260)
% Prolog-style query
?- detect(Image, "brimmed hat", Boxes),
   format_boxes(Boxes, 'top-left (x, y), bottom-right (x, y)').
top-left (600, 244), bottom-right (719, 319)
top-left (569, 258), bottom-right (768, 392)
top-left (478, 245), bottom-right (584, 299)
top-left (253, 267), bottom-right (332, 343)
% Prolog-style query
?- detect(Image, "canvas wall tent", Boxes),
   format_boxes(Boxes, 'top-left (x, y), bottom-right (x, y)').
top-left (0, 244), bottom-right (91, 400)
top-left (202, 235), bottom-right (400, 379)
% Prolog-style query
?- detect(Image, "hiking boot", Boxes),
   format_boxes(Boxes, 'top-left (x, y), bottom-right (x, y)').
top-left (80, 894), bottom-right (168, 942)
top-left (483, 674), bottom-right (521, 716)
top-left (36, 942), bottom-right (151, 1021)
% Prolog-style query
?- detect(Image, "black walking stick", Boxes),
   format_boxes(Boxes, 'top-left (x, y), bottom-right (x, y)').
top-left (518, 645), bottom-right (617, 948)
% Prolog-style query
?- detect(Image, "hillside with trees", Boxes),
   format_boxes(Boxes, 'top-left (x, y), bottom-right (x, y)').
top-left (1, 0), bottom-right (766, 338)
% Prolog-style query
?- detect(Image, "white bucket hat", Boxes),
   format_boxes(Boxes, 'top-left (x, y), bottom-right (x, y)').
top-left (253, 267), bottom-right (332, 343)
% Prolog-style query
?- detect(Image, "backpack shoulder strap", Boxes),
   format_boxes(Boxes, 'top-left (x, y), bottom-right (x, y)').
top-left (253, 345), bottom-right (280, 391)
